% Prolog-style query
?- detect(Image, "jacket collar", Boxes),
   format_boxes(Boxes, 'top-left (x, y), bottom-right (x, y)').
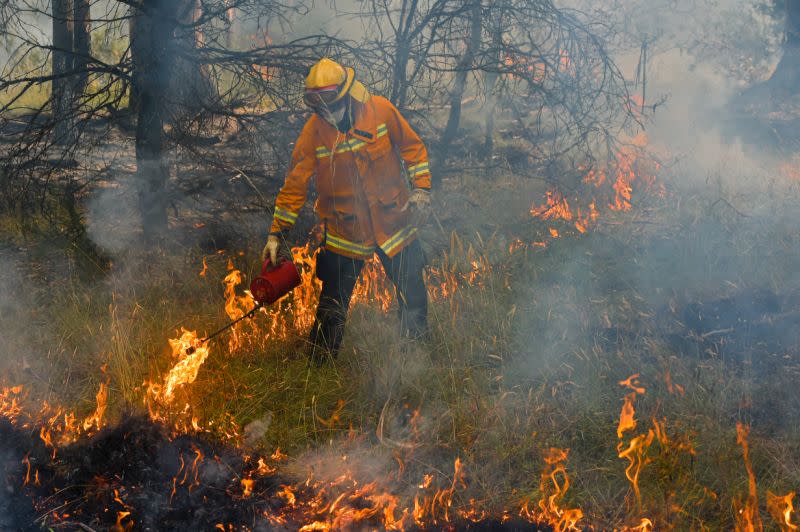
top-left (346, 98), bottom-right (377, 143)
top-left (315, 97), bottom-right (377, 144)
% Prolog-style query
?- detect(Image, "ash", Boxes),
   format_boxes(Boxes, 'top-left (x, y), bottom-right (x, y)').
top-left (0, 416), bottom-right (547, 531)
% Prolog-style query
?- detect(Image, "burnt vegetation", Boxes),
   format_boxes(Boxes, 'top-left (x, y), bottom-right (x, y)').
top-left (2, 0), bottom-right (800, 531)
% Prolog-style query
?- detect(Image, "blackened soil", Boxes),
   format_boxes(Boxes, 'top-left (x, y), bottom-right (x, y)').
top-left (0, 416), bottom-right (551, 531)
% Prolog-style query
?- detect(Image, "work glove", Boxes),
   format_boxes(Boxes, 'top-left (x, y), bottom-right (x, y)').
top-left (402, 188), bottom-right (432, 229)
top-left (261, 233), bottom-right (288, 265)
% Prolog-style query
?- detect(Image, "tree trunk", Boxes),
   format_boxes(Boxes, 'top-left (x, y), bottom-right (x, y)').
top-left (169, 0), bottom-right (213, 118)
top-left (391, 41), bottom-right (412, 108)
top-left (769, 0), bottom-right (800, 90)
top-left (225, 1), bottom-right (236, 48)
top-left (440, 0), bottom-right (482, 150)
top-left (73, 0), bottom-right (91, 95)
top-left (431, 0), bottom-right (482, 189)
top-left (132, 0), bottom-right (178, 242)
top-left (128, 10), bottom-right (140, 113)
top-left (52, 0), bottom-right (75, 145)
top-left (482, 20), bottom-right (504, 157)
top-left (390, 0), bottom-right (418, 108)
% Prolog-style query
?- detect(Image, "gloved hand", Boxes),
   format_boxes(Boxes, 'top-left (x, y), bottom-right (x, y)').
top-left (261, 233), bottom-right (284, 265)
top-left (402, 188), bottom-right (431, 228)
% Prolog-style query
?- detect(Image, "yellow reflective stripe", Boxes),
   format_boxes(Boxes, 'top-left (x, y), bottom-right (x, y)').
top-left (274, 213), bottom-right (296, 225)
top-left (274, 207), bottom-right (298, 222)
top-left (407, 161), bottom-right (430, 176)
top-left (316, 124), bottom-right (389, 159)
top-left (336, 139), bottom-right (366, 153)
top-left (326, 234), bottom-right (375, 255)
top-left (380, 226), bottom-right (417, 255)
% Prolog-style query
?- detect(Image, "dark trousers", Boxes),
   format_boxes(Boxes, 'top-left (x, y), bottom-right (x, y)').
top-left (308, 239), bottom-right (428, 362)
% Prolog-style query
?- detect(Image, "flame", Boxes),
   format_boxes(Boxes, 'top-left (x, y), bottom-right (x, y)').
top-left (531, 190), bottom-right (573, 221)
top-left (147, 329), bottom-right (210, 405)
top-left (664, 369), bottom-right (685, 396)
top-left (528, 447), bottom-right (584, 531)
top-left (616, 374), bottom-right (653, 509)
top-left (241, 477), bottom-right (255, 498)
top-left (531, 133), bottom-right (660, 240)
top-left (316, 399), bottom-right (346, 428)
top-left (617, 392), bottom-right (638, 438)
top-left (617, 430), bottom-right (654, 507)
top-left (256, 457), bottom-right (276, 475)
top-left (199, 257), bottom-right (208, 277)
top-left (114, 510), bottom-right (132, 531)
top-left (82, 372), bottom-right (109, 432)
top-left (735, 422), bottom-right (763, 532)
top-left (767, 491), bottom-right (798, 531)
top-left (619, 374), bottom-right (646, 394)
top-left (22, 453), bottom-right (31, 486)
top-left (271, 447), bottom-right (288, 461)
top-left (223, 268), bottom-right (256, 351)
top-left (411, 457), bottom-right (466, 526)
top-left (278, 485), bottom-right (297, 507)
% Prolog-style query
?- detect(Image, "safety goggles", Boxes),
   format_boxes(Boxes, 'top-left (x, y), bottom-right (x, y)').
top-left (303, 85), bottom-right (342, 110)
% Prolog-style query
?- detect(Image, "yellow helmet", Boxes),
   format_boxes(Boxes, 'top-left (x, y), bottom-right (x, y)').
top-left (304, 58), bottom-right (369, 107)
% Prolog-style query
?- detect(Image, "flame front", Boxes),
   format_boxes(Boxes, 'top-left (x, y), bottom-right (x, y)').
top-left (531, 132), bottom-right (661, 240)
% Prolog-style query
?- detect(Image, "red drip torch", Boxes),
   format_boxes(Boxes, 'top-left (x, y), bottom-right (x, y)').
top-left (185, 258), bottom-right (301, 354)
top-left (249, 257), bottom-right (302, 306)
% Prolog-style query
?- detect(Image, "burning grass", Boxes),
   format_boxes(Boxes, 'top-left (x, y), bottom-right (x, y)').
top-left (4, 156), bottom-right (800, 529)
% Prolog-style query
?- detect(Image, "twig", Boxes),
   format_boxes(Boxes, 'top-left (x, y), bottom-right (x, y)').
top-left (700, 328), bottom-right (735, 339)
top-left (709, 197), bottom-right (750, 218)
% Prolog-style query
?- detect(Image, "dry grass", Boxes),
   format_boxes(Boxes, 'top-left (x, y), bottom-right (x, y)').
top-left (4, 166), bottom-right (800, 529)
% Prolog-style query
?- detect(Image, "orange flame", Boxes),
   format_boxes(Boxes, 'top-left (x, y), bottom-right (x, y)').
top-left (618, 373), bottom-right (646, 394)
top-left (617, 392), bottom-right (638, 439)
top-left (767, 491), bottom-right (798, 531)
top-left (632, 517), bottom-right (654, 531)
top-left (241, 478), bottom-right (255, 498)
top-left (114, 511), bottom-right (133, 531)
top-left (616, 375), bottom-right (652, 508)
top-left (147, 329), bottom-right (210, 405)
top-left (82, 373), bottom-right (109, 432)
top-left (617, 430), bottom-right (654, 507)
top-left (531, 191), bottom-right (573, 221)
top-left (735, 422), bottom-right (763, 532)
top-left (531, 447), bottom-right (584, 531)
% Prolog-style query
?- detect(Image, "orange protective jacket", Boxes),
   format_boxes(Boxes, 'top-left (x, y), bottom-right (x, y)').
top-left (270, 95), bottom-right (431, 259)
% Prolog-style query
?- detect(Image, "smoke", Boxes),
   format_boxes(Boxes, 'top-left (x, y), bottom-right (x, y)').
top-left (505, 1), bottom-right (800, 383)
top-left (85, 176), bottom-right (141, 257)
top-left (0, 249), bottom-right (42, 381)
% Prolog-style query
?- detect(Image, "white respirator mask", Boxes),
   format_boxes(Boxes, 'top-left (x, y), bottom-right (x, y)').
top-left (319, 104), bottom-right (346, 127)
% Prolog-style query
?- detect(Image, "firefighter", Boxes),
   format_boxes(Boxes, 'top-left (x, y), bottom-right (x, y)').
top-left (262, 58), bottom-right (432, 364)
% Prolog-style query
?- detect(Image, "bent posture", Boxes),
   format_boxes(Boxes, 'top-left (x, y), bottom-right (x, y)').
top-left (263, 58), bottom-right (432, 363)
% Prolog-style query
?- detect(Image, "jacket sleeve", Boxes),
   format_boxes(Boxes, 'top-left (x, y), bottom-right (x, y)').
top-left (384, 99), bottom-right (431, 190)
top-left (270, 120), bottom-right (317, 233)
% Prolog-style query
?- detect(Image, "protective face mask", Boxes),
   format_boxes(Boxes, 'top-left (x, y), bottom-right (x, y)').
top-left (319, 103), bottom-right (346, 127)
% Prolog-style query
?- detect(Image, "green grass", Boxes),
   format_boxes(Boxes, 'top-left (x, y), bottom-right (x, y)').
top-left (4, 168), bottom-right (800, 529)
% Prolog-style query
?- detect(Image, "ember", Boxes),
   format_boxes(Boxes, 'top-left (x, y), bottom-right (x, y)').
top-left (0, 415), bottom-right (556, 531)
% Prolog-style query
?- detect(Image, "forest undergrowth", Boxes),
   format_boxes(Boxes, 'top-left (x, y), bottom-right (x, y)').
top-left (4, 157), bottom-right (800, 529)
